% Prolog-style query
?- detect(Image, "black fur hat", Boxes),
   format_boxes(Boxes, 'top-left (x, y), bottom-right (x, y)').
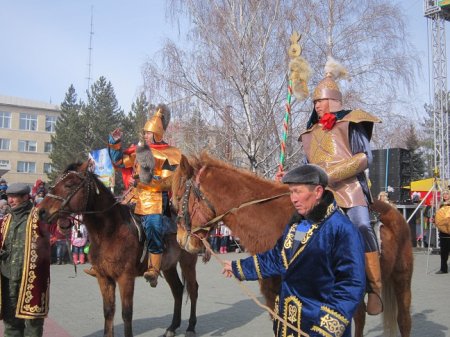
top-left (282, 164), bottom-right (328, 187)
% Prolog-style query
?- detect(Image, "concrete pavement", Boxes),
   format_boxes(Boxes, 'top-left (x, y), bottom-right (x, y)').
top-left (1, 249), bottom-right (450, 336)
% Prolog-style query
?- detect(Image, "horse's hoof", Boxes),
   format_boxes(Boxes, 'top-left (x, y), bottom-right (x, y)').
top-left (185, 331), bottom-right (196, 337)
top-left (164, 330), bottom-right (175, 337)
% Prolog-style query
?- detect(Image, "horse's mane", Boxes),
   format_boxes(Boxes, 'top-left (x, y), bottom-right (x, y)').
top-left (194, 152), bottom-right (280, 186)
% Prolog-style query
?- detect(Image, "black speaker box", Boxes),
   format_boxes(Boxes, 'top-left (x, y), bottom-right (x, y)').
top-left (369, 148), bottom-right (411, 203)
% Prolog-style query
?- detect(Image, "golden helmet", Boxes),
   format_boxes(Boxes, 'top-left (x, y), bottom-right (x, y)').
top-left (143, 104), bottom-right (171, 142)
top-left (313, 75), bottom-right (342, 102)
top-left (313, 56), bottom-right (348, 112)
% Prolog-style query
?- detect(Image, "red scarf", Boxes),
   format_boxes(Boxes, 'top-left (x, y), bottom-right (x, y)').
top-left (319, 113), bottom-right (336, 131)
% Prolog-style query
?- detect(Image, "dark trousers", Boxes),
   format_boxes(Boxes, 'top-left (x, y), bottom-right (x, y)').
top-left (1, 275), bottom-right (44, 337)
top-left (208, 236), bottom-right (220, 252)
top-left (439, 233), bottom-right (450, 273)
top-left (55, 240), bottom-right (68, 263)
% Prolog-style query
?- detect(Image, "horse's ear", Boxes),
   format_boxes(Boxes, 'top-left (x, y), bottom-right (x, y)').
top-left (79, 160), bottom-right (91, 173)
top-left (180, 155), bottom-right (194, 179)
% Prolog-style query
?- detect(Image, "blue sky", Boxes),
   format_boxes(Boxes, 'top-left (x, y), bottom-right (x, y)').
top-left (0, 1), bottom-right (443, 118)
top-left (0, 1), bottom-right (181, 111)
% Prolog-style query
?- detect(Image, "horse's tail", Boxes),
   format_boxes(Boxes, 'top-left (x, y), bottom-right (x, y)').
top-left (382, 278), bottom-right (398, 337)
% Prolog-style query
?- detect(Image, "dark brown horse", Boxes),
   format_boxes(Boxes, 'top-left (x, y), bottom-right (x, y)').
top-left (38, 161), bottom-right (199, 337)
top-left (172, 153), bottom-right (413, 337)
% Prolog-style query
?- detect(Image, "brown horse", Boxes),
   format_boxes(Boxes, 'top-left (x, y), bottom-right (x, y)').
top-left (172, 153), bottom-right (413, 337)
top-left (38, 161), bottom-right (199, 337)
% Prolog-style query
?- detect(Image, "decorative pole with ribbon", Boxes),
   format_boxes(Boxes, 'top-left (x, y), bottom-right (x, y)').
top-left (278, 32), bottom-right (311, 173)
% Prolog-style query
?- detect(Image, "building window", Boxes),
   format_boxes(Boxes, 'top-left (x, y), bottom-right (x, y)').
top-left (0, 111), bottom-right (11, 128)
top-left (0, 160), bottom-right (9, 167)
top-left (19, 113), bottom-right (37, 131)
top-left (18, 140), bottom-right (37, 152)
top-left (17, 161), bottom-right (36, 173)
top-left (45, 115), bottom-right (57, 132)
top-left (43, 163), bottom-right (53, 174)
top-left (0, 138), bottom-right (11, 150)
top-left (44, 142), bottom-right (53, 153)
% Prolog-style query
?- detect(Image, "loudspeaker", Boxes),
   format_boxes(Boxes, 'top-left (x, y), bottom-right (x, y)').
top-left (369, 148), bottom-right (411, 203)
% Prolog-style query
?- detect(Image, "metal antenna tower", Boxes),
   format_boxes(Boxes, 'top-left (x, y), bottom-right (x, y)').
top-left (424, 0), bottom-right (450, 252)
top-left (424, 1), bottom-right (450, 184)
top-left (86, 6), bottom-right (94, 90)
top-left (424, 0), bottom-right (450, 187)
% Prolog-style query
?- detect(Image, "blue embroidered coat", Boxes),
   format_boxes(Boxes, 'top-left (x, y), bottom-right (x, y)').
top-left (231, 191), bottom-right (365, 337)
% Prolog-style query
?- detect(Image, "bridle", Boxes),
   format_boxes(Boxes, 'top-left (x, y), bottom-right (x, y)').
top-left (45, 170), bottom-right (120, 220)
top-left (46, 170), bottom-right (91, 216)
top-left (176, 173), bottom-right (291, 238)
top-left (177, 178), bottom-right (216, 235)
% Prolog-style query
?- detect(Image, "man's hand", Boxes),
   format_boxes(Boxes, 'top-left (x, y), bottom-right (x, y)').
top-left (275, 169), bottom-right (285, 182)
top-left (222, 260), bottom-right (234, 278)
top-left (111, 128), bottom-right (123, 142)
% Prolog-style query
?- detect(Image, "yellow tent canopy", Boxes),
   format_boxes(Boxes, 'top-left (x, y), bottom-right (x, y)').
top-left (408, 178), bottom-right (449, 192)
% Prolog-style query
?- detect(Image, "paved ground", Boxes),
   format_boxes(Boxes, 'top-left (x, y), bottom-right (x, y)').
top-left (1, 249), bottom-right (450, 337)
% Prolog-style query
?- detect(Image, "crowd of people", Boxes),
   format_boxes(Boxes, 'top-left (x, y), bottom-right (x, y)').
top-left (208, 221), bottom-right (243, 254)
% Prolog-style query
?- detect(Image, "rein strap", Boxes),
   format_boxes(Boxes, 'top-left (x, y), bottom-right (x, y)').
top-left (192, 192), bottom-right (290, 234)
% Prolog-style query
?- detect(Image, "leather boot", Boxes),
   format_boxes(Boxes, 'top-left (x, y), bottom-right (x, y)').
top-left (84, 266), bottom-right (97, 277)
top-left (143, 254), bottom-right (162, 288)
top-left (365, 251), bottom-right (383, 315)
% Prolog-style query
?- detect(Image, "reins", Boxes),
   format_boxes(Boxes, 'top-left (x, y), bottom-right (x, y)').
top-left (178, 176), bottom-right (290, 235)
top-left (192, 192), bottom-right (291, 234)
top-left (198, 236), bottom-right (309, 337)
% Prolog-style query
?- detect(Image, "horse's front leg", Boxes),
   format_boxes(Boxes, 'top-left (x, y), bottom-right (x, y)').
top-left (97, 275), bottom-right (116, 337)
top-left (353, 300), bottom-right (366, 337)
top-left (117, 274), bottom-right (136, 337)
top-left (162, 266), bottom-right (184, 337)
top-left (180, 252), bottom-right (199, 337)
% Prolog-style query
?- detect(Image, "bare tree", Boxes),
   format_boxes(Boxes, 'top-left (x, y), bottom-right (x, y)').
top-left (142, 0), bottom-right (420, 176)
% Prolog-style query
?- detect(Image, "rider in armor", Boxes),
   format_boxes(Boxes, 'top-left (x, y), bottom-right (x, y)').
top-left (299, 56), bottom-right (383, 315)
top-left (86, 104), bottom-right (181, 288)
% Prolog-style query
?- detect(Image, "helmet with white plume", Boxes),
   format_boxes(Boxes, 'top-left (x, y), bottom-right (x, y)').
top-left (313, 56), bottom-right (348, 112)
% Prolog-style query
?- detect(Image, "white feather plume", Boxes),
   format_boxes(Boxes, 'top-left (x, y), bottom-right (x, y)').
top-left (324, 56), bottom-right (348, 80)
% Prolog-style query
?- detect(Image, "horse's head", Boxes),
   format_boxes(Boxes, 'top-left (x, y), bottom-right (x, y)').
top-left (172, 154), bottom-right (217, 254)
top-left (39, 161), bottom-right (93, 223)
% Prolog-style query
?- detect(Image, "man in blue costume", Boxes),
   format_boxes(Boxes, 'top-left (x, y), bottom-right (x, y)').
top-left (223, 164), bottom-right (366, 337)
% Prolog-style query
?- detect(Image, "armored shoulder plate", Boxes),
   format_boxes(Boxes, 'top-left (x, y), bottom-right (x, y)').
top-left (340, 109), bottom-right (381, 124)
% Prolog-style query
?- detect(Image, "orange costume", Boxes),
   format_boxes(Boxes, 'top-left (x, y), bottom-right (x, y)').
top-left (108, 104), bottom-right (181, 287)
